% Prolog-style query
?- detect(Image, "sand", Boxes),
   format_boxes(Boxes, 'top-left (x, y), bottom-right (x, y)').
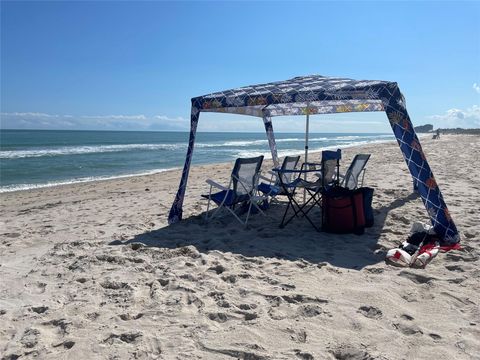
top-left (0, 134), bottom-right (479, 359)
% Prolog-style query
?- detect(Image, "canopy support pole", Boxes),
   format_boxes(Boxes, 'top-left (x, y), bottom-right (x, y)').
top-left (262, 114), bottom-right (279, 168)
top-left (168, 107), bottom-right (199, 224)
top-left (381, 87), bottom-right (459, 244)
top-left (303, 108), bottom-right (310, 203)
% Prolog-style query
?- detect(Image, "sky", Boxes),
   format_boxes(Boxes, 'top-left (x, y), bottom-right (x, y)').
top-left (1, 0), bottom-right (479, 133)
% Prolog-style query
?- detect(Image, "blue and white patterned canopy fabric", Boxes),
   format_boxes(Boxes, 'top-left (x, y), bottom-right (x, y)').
top-left (168, 75), bottom-right (459, 245)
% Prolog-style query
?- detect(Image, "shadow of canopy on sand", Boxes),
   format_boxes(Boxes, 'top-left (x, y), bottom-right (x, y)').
top-left (114, 192), bottom-right (420, 270)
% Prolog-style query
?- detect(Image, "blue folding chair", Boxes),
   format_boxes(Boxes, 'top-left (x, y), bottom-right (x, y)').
top-left (258, 155), bottom-right (300, 203)
top-left (202, 156), bottom-right (265, 226)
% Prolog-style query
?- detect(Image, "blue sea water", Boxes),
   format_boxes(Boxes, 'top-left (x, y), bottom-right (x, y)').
top-left (0, 130), bottom-right (395, 192)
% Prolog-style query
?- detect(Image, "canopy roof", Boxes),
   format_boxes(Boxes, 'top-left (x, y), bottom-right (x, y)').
top-left (193, 75), bottom-right (392, 117)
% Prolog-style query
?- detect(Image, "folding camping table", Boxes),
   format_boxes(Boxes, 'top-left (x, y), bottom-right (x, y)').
top-left (273, 167), bottom-right (324, 232)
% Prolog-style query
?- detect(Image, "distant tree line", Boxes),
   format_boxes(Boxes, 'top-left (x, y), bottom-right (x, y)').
top-left (413, 124), bottom-right (479, 135)
top-left (436, 128), bottom-right (480, 135)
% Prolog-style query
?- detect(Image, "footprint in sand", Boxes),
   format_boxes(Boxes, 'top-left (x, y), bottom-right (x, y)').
top-left (208, 264), bottom-right (226, 274)
top-left (243, 312), bottom-right (258, 321)
top-left (118, 313), bottom-right (144, 321)
top-left (294, 349), bottom-right (314, 360)
top-left (429, 333), bottom-right (442, 341)
top-left (103, 332), bottom-right (142, 345)
top-left (20, 328), bottom-right (40, 348)
top-left (216, 300), bottom-right (230, 308)
top-left (357, 305), bottom-right (382, 319)
top-left (297, 304), bottom-right (323, 318)
top-left (287, 328), bottom-right (307, 343)
top-left (186, 293), bottom-right (204, 308)
top-left (282, 294), bottom-right (328, 305)
top-left (207, 312), bottom-right (230, 323)
top-left (400, 314), bottom-right (414, 321)
top-left (30, 306), bottom-right (48, 314)
top-left (221, 274), bottom-right (237, 284)
top-left (330, 345), bottom-right (374, 360)
top-left (398, 271), bottom-right (435, 284)
top-left (41, 318), bottom-right (71, 336)
top-left (52, 340), bottom-right (75, 349)
top-left (392, 322), bottom-right (423, 336)
top-left (445, 264), bottom-right (466, 272)
top-left (238, 303), bottom-right (257, 311)
top-left (100, 279), bottom-right (132, 290)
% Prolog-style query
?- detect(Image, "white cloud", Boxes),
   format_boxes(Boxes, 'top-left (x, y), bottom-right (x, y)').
top-left (81, 114), bottom-right (148, 120)
top-left (1, 112), bottom-right (73, 118)
top-left (154, 115), bottom-right (185, 121)
top-left (473, 83), bottom-right (480, 94)
top-left (428, 105), bottom-right (480, 128)
top-left (0, 112), bottom-right (189, 131)
top-left (1, 110), bottom-right (392, 133)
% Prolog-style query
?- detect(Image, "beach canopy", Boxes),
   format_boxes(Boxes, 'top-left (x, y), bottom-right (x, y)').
top-left (168, 75), bottom-right (459, 245)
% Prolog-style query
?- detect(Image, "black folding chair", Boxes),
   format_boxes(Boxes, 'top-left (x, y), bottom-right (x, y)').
top-left (275, 149), bottom-right (342, 231)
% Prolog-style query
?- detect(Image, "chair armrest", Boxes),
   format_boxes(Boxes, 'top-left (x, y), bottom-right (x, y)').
top-left (205, 179), bottom-right (228, 191)
top-left (258, 174), bottom-right (273, 183)
top-left (301, 162), bottom-right (321, 171)
top-left (251, 194), bottom-right (267, 202)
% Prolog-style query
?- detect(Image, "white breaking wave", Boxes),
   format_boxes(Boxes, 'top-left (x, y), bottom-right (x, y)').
top-left (234, 137), bottom-right (396, 160)
top-left (0, 143), bottom-right (186, 159)
top-left (196, 138), bottom-right (306, 148)
top-left (196, 140), bottom-right (268, 148)
top-left (0, 167), bottom-right (179, 193)
top-left (197, 137), bottom-right (345, 148)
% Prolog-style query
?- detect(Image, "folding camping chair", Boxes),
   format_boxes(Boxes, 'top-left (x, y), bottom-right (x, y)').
top-left (339, 154), bottom-right (371, 190)
top-left (202, 156), bottom-right (265, 226)
top-left (276, 149), bottom-right (341, 231)
top-left (258, 155), bottom-right (300, 203)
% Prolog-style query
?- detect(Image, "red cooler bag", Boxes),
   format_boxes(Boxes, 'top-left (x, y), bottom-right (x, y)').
top-left (322, 187), bottom-right (365, 235)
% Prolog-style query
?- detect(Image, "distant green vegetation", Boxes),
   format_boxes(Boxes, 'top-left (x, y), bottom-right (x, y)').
top-left (437, 128), bottom-right (480, 135)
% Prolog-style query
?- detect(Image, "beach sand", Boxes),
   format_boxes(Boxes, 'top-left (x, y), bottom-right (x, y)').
top-left (1, 134), bottom-right (479, 359)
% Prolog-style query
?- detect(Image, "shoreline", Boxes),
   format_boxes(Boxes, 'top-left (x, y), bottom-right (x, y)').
top-left (0, 134), bottom-right (410, 195)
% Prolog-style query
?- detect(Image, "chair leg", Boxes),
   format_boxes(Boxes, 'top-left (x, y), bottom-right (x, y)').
top-left (204, 198), bottom-right (212, 222)
top-left (250, 200), bottom-right (267, 217)
top-left (244, 201), bottom-right (253, 226)
top-left (227, 207), bottom-right (248, 226)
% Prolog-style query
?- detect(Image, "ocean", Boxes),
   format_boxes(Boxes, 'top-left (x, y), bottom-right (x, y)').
top-left (0, 130), bottom-right (395, 192)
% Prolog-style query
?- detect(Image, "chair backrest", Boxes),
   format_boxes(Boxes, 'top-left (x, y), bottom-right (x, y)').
top-left (231, 156), bottom-right (264, 197)
top-left (321, 149), bottom-right (341, 187)
top-left (343, 154), bottom-right (370, 189)
top-left (278, 155), bottom-right (300, 184)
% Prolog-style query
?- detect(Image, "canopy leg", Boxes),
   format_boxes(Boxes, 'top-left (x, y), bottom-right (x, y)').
top-left (262, 115), bottom-right (279, 168)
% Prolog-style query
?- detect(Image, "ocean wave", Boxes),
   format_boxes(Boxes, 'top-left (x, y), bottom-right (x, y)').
top-left (196, 137), bottom-right (334, 148)
top-left (0, 143), bottom-right (186, 159)
top-left (196, 140), bottom-right (268, 148)
top-left (0, 167), bottom-right (179, 193)
top-left (234, 137), bottom-right (396, 160)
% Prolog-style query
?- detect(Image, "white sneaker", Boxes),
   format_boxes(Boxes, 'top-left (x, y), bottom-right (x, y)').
top-left (386, 248), bottom-right (412, 267)
top-left (410, 246), bottom-right (439, 268)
